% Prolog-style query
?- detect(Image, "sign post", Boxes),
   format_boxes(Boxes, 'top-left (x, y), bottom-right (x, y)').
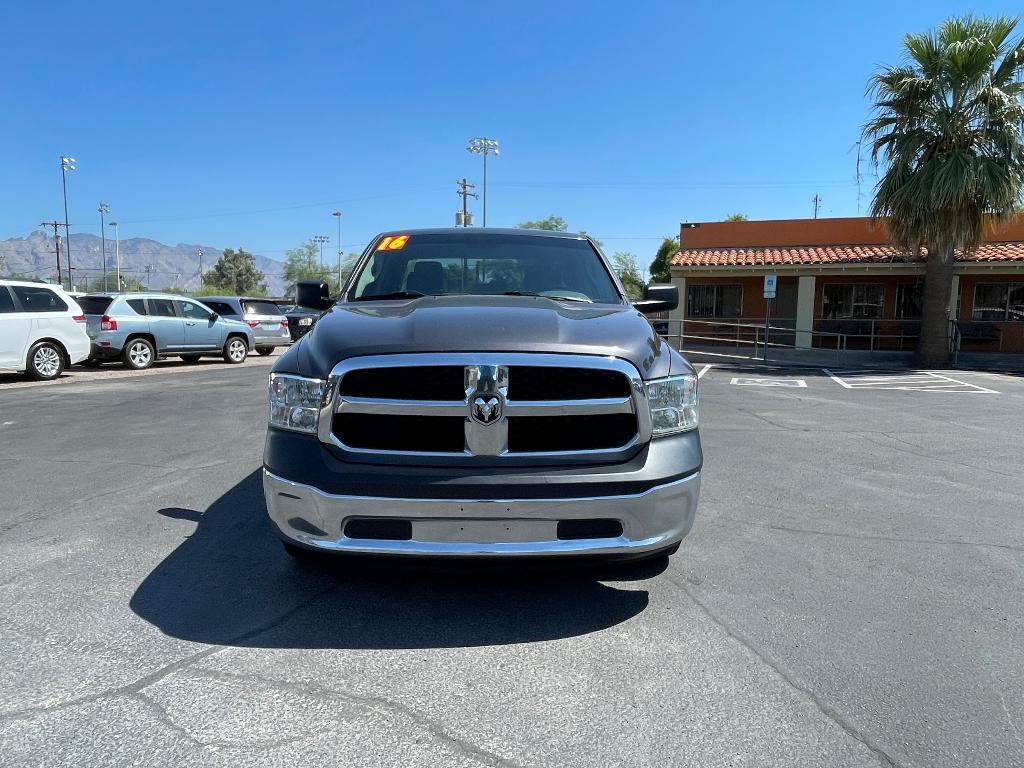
top-left (763, 274), bottom-right (777, 361)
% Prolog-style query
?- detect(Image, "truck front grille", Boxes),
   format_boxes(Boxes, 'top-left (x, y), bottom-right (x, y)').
top-left (325, 354), bottom-right (647, 460)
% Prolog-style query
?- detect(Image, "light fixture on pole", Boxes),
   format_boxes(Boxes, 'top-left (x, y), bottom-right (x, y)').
top-left (108, 220), bottom-right (120, 290)
top-left (331, 212), bottom-right (343, 285)
top-left (466, 137), bottom-right (499, 227)
top-left (313, 235), bottom-right (329, 277)
top-left (60, 156), bottom-right (76, 289)
top-left (98, 202), bottom-right (110, 291)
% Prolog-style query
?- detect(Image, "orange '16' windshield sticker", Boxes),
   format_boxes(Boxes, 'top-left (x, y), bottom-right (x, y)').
top-left (376, 235), bottom-right (409, 251)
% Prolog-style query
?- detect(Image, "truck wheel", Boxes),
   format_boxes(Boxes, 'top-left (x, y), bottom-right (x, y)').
top-left (223, 336), bottom-right (248, 364)
top-left (122, 338), bottom-right (156, 370)
top-left (256, 346), bottom-right (274, 356)
top-left (26, 341), bottom-right (66, 381)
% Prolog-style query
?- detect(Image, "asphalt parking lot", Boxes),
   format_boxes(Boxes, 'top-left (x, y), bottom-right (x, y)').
top-left (1, 361), bottom-right (1023, 767)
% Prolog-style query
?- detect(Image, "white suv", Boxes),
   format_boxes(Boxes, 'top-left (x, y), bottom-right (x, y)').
top-left (0, 280), bottom-right (91, 380)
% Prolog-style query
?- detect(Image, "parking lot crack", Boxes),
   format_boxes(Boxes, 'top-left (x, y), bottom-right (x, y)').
top-left (668, 576), bottom-right (908, 768)
top-left (713, 516), bottom-right (1024, 553)
top-left (187, 668), bottom-right (529, 767)
top-left (861, 434), bottom-right (1020, 479)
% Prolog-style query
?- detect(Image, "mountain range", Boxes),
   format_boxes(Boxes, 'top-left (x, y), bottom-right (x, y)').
top-left (0, 231), bottom-right (288, 294)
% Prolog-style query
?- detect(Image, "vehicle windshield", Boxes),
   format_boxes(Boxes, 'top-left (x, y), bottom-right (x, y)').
top-left (348, 233), bottom-right (622, 304)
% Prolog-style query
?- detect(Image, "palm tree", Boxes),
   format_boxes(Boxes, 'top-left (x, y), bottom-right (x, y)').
top-left (864, 15), bottom-right (1024, 367)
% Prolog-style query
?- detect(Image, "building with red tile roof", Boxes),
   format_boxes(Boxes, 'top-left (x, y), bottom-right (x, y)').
top-left (666, 216), bottom-right (1024, 353)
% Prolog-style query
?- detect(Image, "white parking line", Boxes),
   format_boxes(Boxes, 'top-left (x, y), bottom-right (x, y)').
top-left (822, 368), bottom-right (999, 394)
top-left (697, 364), bottom-right (713, 380)
top-left (730, 378), bottom-right (807, 388)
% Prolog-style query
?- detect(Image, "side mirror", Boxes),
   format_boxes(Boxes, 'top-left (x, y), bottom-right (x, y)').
top-left (209, 311), bottom-right (219, 321)
top-left (632, 283), bottom-right (678, 314)
top-left (296, 279), bottom-right (333, 310)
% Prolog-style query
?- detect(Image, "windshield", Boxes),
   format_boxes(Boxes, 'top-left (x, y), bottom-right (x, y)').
top-left (348, 233), bottom-right (622, 304)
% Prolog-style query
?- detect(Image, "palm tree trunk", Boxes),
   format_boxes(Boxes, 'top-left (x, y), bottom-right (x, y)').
top-left (915, 244), bottom-right (956, 368)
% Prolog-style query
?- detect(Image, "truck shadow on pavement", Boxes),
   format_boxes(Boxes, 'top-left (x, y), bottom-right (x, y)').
top-left (130, 470), bottom-right (659, 649)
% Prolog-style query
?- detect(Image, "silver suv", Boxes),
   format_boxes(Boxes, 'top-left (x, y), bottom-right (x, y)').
top-left (80, 293), bottom-right (255, 369)
top-left (196, 296), bottom-right (291, 356)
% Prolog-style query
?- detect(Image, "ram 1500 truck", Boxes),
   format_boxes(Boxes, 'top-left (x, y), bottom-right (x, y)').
top-left (263, 228), bottom-right (701, 562)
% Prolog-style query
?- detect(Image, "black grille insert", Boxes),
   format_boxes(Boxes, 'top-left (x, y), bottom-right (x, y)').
top-left (334, 414), bottom-right (465, 452)
top-left (344, 519), bottom-right (412, 540)
top-left (507, 414), bottom-right (637, 452)
top-left (506, 366), bottom-right (632, 401)
top-left (339, 366), bottom-right (464, 401)
top-left (557, 519), bottom-right (624, 540)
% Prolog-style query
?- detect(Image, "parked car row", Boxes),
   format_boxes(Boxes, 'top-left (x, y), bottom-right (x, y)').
top-left (0, 279), bottom-right (296, 380)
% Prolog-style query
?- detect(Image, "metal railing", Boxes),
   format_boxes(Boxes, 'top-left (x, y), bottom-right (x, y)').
top-left (657, 318), bottom-right (921, 362)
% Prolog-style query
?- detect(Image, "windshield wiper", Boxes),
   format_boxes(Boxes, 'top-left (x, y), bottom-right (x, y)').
top-left (354, 290), bottom-right (427, 301)
top-left (501, 291), bottom-right (591, 303)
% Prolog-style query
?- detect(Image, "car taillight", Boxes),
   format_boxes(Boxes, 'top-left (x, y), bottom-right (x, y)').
top-left (100, 315), bottom-right (117, 331)
top-left (72, 314), bottom-right (86, 323)
top-left (281, 319), bottom-right (289, 327)
top-left (247, 320), bottom-right (260, 328)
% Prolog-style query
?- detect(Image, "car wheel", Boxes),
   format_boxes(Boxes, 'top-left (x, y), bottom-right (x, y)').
top-left (256, 346), bottom-right (274, 356)
top-left (122, 338), bottom-right (156, 370)
top-left (26, 341), bottom-right (66, 381)
top-left (223, 336), bottom-right (248, 364)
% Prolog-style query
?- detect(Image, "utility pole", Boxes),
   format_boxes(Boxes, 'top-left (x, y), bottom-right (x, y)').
top-left (109, 221), bottom-right (121, 290)
top-left (40, 221), bottom-right (64, 284)
top-left (198, 248), bottom-right (204, 291)
top-left (60, 156), bottom-right (76, 289)
top-left (812, 194), bottom-right (822, 219)
top-left (0, 253), bottom-right (7, 277)
top-left (313, 235), bottom-right (329, 277)
top-left (98, 202), bottom-right (110, 291)
top-left (144, 264), bottom-right (152, 289)
top-left (455, 178), bottom-right (477, 227)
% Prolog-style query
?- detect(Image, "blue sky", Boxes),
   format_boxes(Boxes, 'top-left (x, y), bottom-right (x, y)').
top-left (1, 0), bottom-right (1016, 271)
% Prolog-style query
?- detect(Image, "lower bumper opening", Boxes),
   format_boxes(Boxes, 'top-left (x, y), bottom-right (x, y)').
top-left (556, 519), bottom-right (624, 540)
top-left (344, 518), bottom-right (413, 541)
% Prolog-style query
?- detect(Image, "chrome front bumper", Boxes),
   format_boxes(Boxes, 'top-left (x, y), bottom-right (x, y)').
top-left (263, 468), bottom-right (700, 557)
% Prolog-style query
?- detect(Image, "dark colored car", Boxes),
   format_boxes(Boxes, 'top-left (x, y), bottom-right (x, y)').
top-left (262, 228), bottom-right (701, 564)
top-left (275, 304), bottom-right (321, 341)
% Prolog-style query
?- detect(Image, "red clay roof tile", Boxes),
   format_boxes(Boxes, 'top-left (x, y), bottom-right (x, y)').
top-left (670, 242), bottom-right (1024, 267)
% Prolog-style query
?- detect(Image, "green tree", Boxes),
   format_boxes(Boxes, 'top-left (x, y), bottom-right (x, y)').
top-left (864, 15), bottom-right (1024, 366)
top-left (724, 213), bottom-right (748, 222)
top-left (518, 215), bottom-right (568, 231)
top-left (283, 239), bottom-right (358, 294)
top-left (612, 252), bottom-right (644, 301)
top-left (203, 247), bottom-right (267, 296)
top-left (649, 237), bottom-right (678, 283)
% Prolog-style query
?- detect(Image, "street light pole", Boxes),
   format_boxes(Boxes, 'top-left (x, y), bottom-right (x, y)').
top-left (331, 212), bottom-right (343, 286)
top-left (108, 221), bottom-right (120, 290)
top-left (98, 202), bottom-right (110, 291)
top-left (60, 156), bottom-right (76, 289)
top-left (466, 138), bottom-right (499, 227)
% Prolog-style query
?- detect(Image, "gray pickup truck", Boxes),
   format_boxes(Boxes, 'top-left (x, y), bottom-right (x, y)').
top-left (263, 228), bottom-right (701, 563)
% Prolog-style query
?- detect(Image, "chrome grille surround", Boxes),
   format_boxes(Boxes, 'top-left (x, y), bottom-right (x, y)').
top-left (318, 353), bottom-right (651, 460)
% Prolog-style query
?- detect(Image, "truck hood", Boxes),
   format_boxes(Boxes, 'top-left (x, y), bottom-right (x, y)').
top-left (279, 295), bottom-right (684, 380)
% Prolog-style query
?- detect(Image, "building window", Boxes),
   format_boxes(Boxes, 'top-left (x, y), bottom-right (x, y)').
top-left (895, 283), bottom-right (923, 319)
top-left (821, 283), bottom-right (884, 319)
top-left (687, 284), bottom-right (742, 318)
top-left (972, 283), bottom-right (1024, 321)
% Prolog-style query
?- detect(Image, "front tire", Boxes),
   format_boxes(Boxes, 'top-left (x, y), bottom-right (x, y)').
top-left (122, 338), bottom-right (156, 370)
top-left (26, 341), bottom-right (66, 381)
top-left (223, 336), bottom-right (248, 364)
top-left (256, 346), bottom-right (274, 356)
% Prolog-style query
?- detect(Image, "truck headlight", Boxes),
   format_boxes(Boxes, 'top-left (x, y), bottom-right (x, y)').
top-left (269, 373), bottom-right (327, 434)
top-left (646, 374), bottom-right (698, 435)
